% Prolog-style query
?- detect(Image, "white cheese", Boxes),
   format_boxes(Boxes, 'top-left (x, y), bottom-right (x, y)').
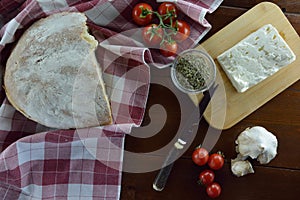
top-left (217, 24), bottom-right (296, 93)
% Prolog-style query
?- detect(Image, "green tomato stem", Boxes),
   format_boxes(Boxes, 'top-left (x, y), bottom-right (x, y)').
top-left (149, 11), bottom-right (178, 45)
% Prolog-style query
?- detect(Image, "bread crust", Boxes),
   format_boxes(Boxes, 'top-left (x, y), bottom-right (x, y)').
top-left (4, 12), bottom-right (112, 129)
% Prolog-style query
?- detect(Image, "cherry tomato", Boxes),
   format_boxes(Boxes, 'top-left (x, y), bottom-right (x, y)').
top-left (192, 147), bottom-right (209, 166)
top-left (160, 40), bottom-right (178, 57)
top-left (208, 152), bottom-right (225, 170)
top-left (132, 3), bottom-right (153, 26)
top-left (206, 182), bottom-right (221, 198)
top-left (142, 24), bottom-right (163, 47)
top-left (172, 20), bottom-right (191, 42)
top-left (198, 170), bottom-right (215, 186)
top-left (158, 2), bottom-right (178, 24)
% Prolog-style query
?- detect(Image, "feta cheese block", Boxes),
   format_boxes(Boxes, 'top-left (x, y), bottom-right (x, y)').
top-left (217, 24), bottom-right (296, 93)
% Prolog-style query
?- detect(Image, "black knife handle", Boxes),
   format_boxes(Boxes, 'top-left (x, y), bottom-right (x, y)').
top-left (153, 141), bottom-right (183, 191)
top-left (153, 162), bottom-right (175, 191)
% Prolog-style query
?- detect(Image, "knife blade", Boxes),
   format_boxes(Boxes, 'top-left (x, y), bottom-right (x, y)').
top-left (153, 83), bottom-right (218, 191)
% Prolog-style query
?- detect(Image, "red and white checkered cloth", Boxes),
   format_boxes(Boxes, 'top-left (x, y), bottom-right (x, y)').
top-left (0, 0), bottom-right (222, 199)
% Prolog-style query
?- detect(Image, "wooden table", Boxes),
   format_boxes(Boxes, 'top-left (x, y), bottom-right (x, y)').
top-left (121, 1), bottom-right (300, 199)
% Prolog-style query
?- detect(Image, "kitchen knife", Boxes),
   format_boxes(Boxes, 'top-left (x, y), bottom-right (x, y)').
top-left (153, 83), bottom-right (218, 191)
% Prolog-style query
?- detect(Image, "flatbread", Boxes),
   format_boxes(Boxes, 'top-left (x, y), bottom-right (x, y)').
top-left (4, 12), bottom-right (112, 129)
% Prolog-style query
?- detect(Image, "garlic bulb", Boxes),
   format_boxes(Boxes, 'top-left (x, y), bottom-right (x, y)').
top-left (231, 126), bottom-right (278, 177)
top-left (236, 126), bottom-right (278, 164)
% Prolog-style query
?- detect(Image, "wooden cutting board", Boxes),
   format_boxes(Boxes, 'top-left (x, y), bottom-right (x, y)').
top-left (196, 2), bottom-right (300, 130)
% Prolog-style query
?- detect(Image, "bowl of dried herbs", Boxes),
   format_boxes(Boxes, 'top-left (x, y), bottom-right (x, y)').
top-left (171, 49), bottom-right (216, 94)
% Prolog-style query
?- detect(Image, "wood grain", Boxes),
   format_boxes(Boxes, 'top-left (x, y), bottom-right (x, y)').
top-left (200, 2), bottom-right (300, 129)
top-left (222, 0), bottom-right (300, 13)
top-left (121, 1), bottom-right (300, 199)
top-left (122, 161), bottom-right (300, 200)
top-left (204, 6), bottom-right (300, 40)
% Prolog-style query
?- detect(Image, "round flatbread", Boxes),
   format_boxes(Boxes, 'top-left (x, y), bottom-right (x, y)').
top-left (4, 12), bottom-right (112, 129)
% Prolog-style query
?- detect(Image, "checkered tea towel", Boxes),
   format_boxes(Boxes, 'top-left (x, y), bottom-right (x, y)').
top-left (0, 0), bottom-right (223, 199)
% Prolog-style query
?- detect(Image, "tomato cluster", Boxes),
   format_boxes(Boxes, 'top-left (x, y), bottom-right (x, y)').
top-left (132, 2), bottom-right (191, 57)
top-left (192, 147), bottom-right (224, 198)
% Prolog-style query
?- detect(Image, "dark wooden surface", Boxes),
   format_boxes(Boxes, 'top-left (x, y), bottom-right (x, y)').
top-left (121, 1), bottom-right (300, 199)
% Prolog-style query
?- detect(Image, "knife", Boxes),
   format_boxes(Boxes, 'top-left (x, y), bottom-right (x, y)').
top-left (152, 83), bottom-right (218, 191)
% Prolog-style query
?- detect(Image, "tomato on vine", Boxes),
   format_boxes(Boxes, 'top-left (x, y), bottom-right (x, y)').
top-left (172, 20), bottom-right (191, 42)
top-left (160, 40), bottom-right (178, 57)
top-left (158, 2), bottom-right (178, 24)
top-left (132, 2), bottom-right (191, 57)
top-left (142, 24), bottom-right (163, 47)
top-left (132, 3), bottom-right (153, 26)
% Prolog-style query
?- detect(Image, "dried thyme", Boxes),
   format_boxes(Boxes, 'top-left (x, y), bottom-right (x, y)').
top-left (175, 54), bottom-right (211, 90)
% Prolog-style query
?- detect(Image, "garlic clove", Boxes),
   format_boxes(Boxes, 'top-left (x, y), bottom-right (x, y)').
top-left (231, 159), bottom-right (254, 177)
